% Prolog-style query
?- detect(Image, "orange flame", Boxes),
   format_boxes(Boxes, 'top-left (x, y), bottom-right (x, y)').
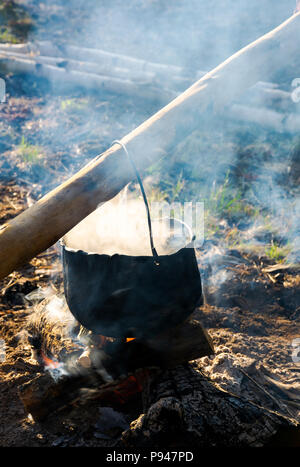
top-left (98, 335), bottom-right (135, 346)
top-left (41, 350), bottom-right (60, 369)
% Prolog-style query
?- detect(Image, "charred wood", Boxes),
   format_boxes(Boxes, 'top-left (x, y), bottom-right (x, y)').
top-left (20, 318), bottom-right (214, 422)
top-left (121, 364), bottom-right (299, 448)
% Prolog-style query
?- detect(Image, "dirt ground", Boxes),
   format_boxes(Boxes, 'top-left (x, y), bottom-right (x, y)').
top-left (0, 0), bottom-right (299, 447)
top-left (0, 180), bottom-right (299, 446)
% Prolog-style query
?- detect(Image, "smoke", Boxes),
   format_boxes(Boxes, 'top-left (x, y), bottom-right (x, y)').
top-left (63, 187), bottom-right (192, 256)
top-left (18, 0), bottom-right (297, 168)
top-left (29, 0), bottom-right (296, 70)
top-left (3, 1), bottom-right (300, 282)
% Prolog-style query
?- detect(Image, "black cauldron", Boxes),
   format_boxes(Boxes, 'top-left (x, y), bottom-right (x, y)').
top-left (62, 141), bottom-right (202, 338)
top-left (62, 239), bottom-right (202, 338)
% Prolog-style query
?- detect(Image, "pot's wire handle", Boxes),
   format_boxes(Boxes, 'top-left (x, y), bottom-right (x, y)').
top-left (112, 140), bottom-right (160, 265)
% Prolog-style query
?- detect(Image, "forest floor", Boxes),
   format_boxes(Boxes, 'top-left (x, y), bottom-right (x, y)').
top-left (0, 0), bottom-right (299, 447)
top-left (0, 179), bottom-right (299, 446)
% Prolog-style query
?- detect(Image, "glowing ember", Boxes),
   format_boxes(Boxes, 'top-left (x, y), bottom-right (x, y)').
top-left (41, 350), bottom-right (60, 369)
top-left (102, 369), bottom-right (149, 405)
top-left (126, 338), bottom-right (135, 342)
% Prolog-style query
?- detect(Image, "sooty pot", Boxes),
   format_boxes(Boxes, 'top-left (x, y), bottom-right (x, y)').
top-left (62, 140), bottom-right (202, 339)
top-left (62, 236), bottom-right (202, 339)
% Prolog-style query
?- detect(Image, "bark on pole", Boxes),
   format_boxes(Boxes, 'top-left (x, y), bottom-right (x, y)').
top-left (0, 13), bottom-right (299, 281)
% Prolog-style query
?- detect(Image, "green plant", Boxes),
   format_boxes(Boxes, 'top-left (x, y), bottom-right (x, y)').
top-left (0, 1), bottom-right (33, 42)
top-left (148, 186), bottom-right (169, 203)
top-left (61, 98), bottom-right (89, 112)
top-left (17, 136), bottom-right (44, 164)
top-left (265, 241), bottom-right (290, 263)
top-left (160, 172), bottom-right (185, 202)
top-left (0, 27), bottom-right (19, 43)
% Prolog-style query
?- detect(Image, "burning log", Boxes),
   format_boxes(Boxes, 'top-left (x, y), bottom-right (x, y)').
top-left (19, 317), bottom-right (214, 421)
top-left (0, 12), bottom-right (300, 281)
top-left (121, 365), bottom-right (299, 448)
top-left (20, 295), bottom-right (299, 445)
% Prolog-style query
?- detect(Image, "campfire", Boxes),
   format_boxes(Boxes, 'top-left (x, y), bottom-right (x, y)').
top-left (22, 279), bottom-right (213, 422)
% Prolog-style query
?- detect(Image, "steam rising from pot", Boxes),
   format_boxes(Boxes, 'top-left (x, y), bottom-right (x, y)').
top-left (63, 189), bottom-right (192, 256)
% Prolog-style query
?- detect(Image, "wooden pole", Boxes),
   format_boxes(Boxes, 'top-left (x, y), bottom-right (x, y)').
top-left (0, 12), bottom-right (300, 281)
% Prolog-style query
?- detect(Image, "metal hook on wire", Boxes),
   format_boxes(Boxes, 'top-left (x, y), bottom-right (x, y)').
top-left (112, 140), bottom-right (160, 265)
